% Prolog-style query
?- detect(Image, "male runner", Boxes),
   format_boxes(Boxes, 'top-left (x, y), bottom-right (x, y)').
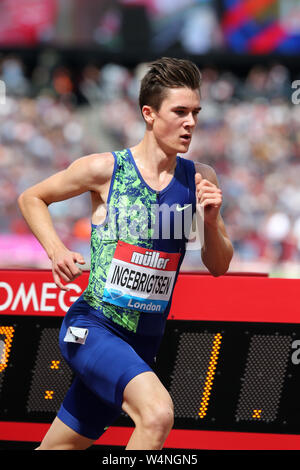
top-left (18, 57), bottom-right (233, 450)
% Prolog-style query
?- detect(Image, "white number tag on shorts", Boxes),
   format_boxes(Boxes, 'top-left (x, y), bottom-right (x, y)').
top-left (64, 327), bottom-right (88, 344)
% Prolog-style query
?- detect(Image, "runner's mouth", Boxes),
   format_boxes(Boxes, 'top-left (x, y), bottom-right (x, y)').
top-left (180, 134), bottom-right (191, 142)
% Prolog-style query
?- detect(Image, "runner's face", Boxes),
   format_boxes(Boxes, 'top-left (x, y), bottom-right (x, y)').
top-left (151, 87), bottom-right (201, 154)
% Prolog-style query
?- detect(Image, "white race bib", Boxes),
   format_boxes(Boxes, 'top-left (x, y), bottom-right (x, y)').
top-left (103, 241), bottom-right (181, 314)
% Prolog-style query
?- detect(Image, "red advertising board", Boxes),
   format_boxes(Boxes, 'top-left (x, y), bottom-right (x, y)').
top-left (1, 269), bottom-right (300, 450)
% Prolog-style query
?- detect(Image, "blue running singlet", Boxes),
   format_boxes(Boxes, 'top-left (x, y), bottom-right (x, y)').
top-left (57, 149), bottom-right (196, 439)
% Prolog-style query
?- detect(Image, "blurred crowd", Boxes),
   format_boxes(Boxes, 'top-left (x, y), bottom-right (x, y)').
top-left (1, 52), bottom-right (300, 277)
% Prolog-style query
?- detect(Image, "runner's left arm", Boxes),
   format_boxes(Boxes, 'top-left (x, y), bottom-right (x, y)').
top-left (194, 163), bottom-right (233, 276)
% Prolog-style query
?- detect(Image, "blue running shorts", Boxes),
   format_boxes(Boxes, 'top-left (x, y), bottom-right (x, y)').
top-left (57, 295), bottom-right (162, 440)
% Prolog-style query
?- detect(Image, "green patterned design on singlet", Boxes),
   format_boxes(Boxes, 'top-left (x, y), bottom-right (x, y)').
top-left (83, 149), bottom-right (157, 333)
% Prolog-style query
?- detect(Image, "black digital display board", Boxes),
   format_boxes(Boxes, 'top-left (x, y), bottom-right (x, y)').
top-left (1, 314), bottom-right (300, 436)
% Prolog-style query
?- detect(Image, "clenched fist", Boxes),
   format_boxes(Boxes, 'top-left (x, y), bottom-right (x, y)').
top-left (51, 248), bottom-right (86, 291)
top-left (195, 172), bottom-right (222, 226)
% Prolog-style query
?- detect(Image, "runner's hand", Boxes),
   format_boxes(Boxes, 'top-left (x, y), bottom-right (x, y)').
top-left (195, 172), bottom-right (222, 226)
top-left (51, 248), bottom-right (86, 291)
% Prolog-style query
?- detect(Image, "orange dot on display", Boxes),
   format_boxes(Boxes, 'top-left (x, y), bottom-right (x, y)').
top-left (50, 360), bottom-right (60, 369)
top-left (44, 390), bottom-right (54, 399)
top-left (252, 409), bottom-right (262, 419)
top-left (0, 326), bottom-right (15, 373)
top-left (198, 333), bottom-right (222, 418)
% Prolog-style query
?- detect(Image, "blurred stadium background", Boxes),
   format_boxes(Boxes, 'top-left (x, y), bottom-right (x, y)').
top-left (1, 0), bottom-right (300, 278)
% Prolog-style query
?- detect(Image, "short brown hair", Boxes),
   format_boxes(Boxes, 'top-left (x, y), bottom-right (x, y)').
top-left (139, 57), bottom-right (202, 112)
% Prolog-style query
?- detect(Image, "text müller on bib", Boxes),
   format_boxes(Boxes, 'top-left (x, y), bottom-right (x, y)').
top-left (103, 241), bottom-right (181, 313)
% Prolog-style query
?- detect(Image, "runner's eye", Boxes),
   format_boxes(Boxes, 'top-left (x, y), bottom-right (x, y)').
top-left (175, 110), bottom-right (185, 116)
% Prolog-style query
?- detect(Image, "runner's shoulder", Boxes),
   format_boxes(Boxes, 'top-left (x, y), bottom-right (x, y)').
top-left (78, 152), bottom-right (115, 184)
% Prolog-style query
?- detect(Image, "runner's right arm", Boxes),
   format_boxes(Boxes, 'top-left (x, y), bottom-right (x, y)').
top-left (18, 153), bottom-right (114, 290)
